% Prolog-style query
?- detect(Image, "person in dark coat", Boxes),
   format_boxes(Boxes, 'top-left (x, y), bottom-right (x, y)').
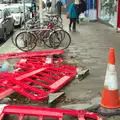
top-left (56, 0), bottom-right (63, 17)
top-left (42, 1), bottom-right (45, 9)
top-left (80, 0), bottom-right (86, 13)
top-left (77, 0), bottom-right (86, 23)
top-left (46, 0), bottom-right (51, 12)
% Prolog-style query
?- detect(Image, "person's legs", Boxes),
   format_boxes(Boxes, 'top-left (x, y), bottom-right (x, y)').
top-left (69, 19), bottom-right (72, 31)
top-left (73, 18), bottom-right (76, 31)
top-left (48, 7), bottom-right (50, 12)
top-left (77, 19), bottom-right (79, 24)
top-left (47, 7), bottom-right (48, 12)
top-left (77, 13), bottom-right (80, 24)
top-left (49, 7), bottom-right (51, 12)
top-left (57, 10), bottom-right (61, 17)
top-left (59, 11), bottom-right (61, 17)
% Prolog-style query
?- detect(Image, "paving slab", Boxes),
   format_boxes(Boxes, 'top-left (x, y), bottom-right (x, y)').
top-left (0, 98), bottom-right (12, 104)
top-left (48, 92), bottom-right (65, 104)
top-left (91, 96), bottom-right (101, 105)
top-left (61, 103), bottom-right (94, 110)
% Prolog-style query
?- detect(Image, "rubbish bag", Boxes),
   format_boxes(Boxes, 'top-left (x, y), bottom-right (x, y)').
top-left (1, 61), bottom-right (14, 72)
top-left (66, 12), bottom-right (69, 19)
top-left (79, 13), bottom-right (85, 21)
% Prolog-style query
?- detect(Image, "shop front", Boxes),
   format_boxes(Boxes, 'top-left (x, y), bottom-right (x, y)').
top-left (98, 0), bottom-right (118, 28)
top-left (117, 0), bottom-right (120, 29)
top-left (85, 0), bottom-right (97, 20)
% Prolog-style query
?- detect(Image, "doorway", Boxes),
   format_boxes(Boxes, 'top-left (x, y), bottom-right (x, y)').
top-left (85, 0), bottom-right (97, 20)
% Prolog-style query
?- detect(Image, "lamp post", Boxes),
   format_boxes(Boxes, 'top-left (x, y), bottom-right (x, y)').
top-left (39, 0), bottom-right (43, 25)
top-left (51, 0), bottom-right (56, 13)
top-left (32, 0), bottom-right (36, 18)
top-left (23, 0), bottom-right (26, 29)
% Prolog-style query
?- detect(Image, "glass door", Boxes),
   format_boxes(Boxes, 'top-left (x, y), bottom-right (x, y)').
top-left (85, 0), bottom-right (97, 20)
top-left (99, 0), bottom-right (117, 27)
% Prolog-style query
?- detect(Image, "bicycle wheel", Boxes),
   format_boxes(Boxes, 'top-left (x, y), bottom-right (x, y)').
top-left (56, 21), bottom-right (63, 28)
top-left (57, 16), bottom-right (63, 23)
top-left (12, 31), bottom-right (20, 46)
top-left (15, 31), bottom-right (37, 52)
top-left (49, 30), bottom-right (71, 49)
top-left (53, 25), bottom-right (63, 30)
top-left (11, 34), bottom-right (16, 46)
top-left (52, 15), bottom-right (62, 23)
top-left (41, 29), bottom-right (55, 48)
top-left (33, 31), bottom-right (43, 47)
top-left (48, 16), bottom-right (58, 25)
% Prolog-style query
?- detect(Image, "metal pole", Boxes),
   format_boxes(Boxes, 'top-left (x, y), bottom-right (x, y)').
top-left (93, 0), bottom-right (94, 9)
top-left (96, 0), bottom-right (99, 19)
top-left (39, 0), bottom-right (43, 25)
top-left (23, 0), bottom-right (26, 29)
top-left (51, 0), bottom-right (56, 13)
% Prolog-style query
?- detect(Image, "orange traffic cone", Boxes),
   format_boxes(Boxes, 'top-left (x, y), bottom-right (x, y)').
top-left (101, 48), bottom-right (120, 108)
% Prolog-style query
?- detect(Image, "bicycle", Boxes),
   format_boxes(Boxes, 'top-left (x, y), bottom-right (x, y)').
top-left (49, 29), bottom-right (71, 49)
top-left (15, 30), bottom-right (37, 52)
top-left (14, 15), bottom-right (71, 51)
top-left (15, 28), bottom-right (71, 51)
top-left (33, 22), bottom-right (63, 47)
top-left (45, 13), bottom-right (63, 24)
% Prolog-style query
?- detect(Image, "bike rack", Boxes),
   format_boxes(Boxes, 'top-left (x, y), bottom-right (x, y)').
top-left (10, 66), bottom-right (77, 101)
top-left (0, 105), bottom-right (103, 120)
top-left (0, 50), bottom-right (64, 60)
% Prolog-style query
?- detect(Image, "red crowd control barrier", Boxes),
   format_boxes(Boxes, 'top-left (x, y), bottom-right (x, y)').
top-left (0, 50), bottom-right (64, 60)
top-left (0, 105), bottom-right (103, 120)
top-left (0, 73), bottom-right (18, 99)
top-left (15, 57), bottom-right (64, 73)
top-left (10, 66), bottom-right (77, 101)
top-left (0, 68), bottom-right (48, 100)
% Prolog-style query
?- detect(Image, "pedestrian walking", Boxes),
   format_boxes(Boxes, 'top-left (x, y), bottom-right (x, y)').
top-left (77, 0), bottom-right (86, 22)
top-left (56, 0), bottom-right (63, 17)
top-left (46, 0), bottom-right (52, 12)
top-left (42, 1), bottom-right (46, 9)
top-left (68, 0), bottom-right (79, 32)
top-left (80, 0), bottom-right (86, 13)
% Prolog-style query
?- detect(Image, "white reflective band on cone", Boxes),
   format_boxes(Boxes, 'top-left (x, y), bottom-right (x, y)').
top-left (104, 64), bottom-right (118, 90)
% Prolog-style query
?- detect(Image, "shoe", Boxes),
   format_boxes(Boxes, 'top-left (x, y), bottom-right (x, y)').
top-left (69, 27), bottom-right (71, 31)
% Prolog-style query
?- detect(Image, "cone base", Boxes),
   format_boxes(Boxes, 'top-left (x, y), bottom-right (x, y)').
top-left (101, 88), bottom-right (120, 109)
top-left (101, 103), bottom-right (120, 109)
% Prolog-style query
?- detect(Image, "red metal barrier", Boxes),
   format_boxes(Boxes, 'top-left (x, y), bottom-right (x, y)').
top-left (0, 73), bottom-right (17, 99)
top-left (0, 50), bottom-right (64, 60)
top-left (10, 66), bottom-right (77, 101)
top-left (0, 105), bottom-right (103, 120)
top-left (15, 57), bottom-right (64, 73)
top-left (0, 68), bottom-right (46, 99)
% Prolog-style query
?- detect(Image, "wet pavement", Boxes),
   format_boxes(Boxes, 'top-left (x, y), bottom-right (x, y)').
top-left (63, 19), bottom-right (120, 119)
top-left (1, 15), bottom-right (120, 119)
top-left (63, 18), bottom-right (120, 102)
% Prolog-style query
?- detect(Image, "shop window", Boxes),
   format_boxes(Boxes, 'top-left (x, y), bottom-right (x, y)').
top-left (99, 0), bottom-right (117, 27)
